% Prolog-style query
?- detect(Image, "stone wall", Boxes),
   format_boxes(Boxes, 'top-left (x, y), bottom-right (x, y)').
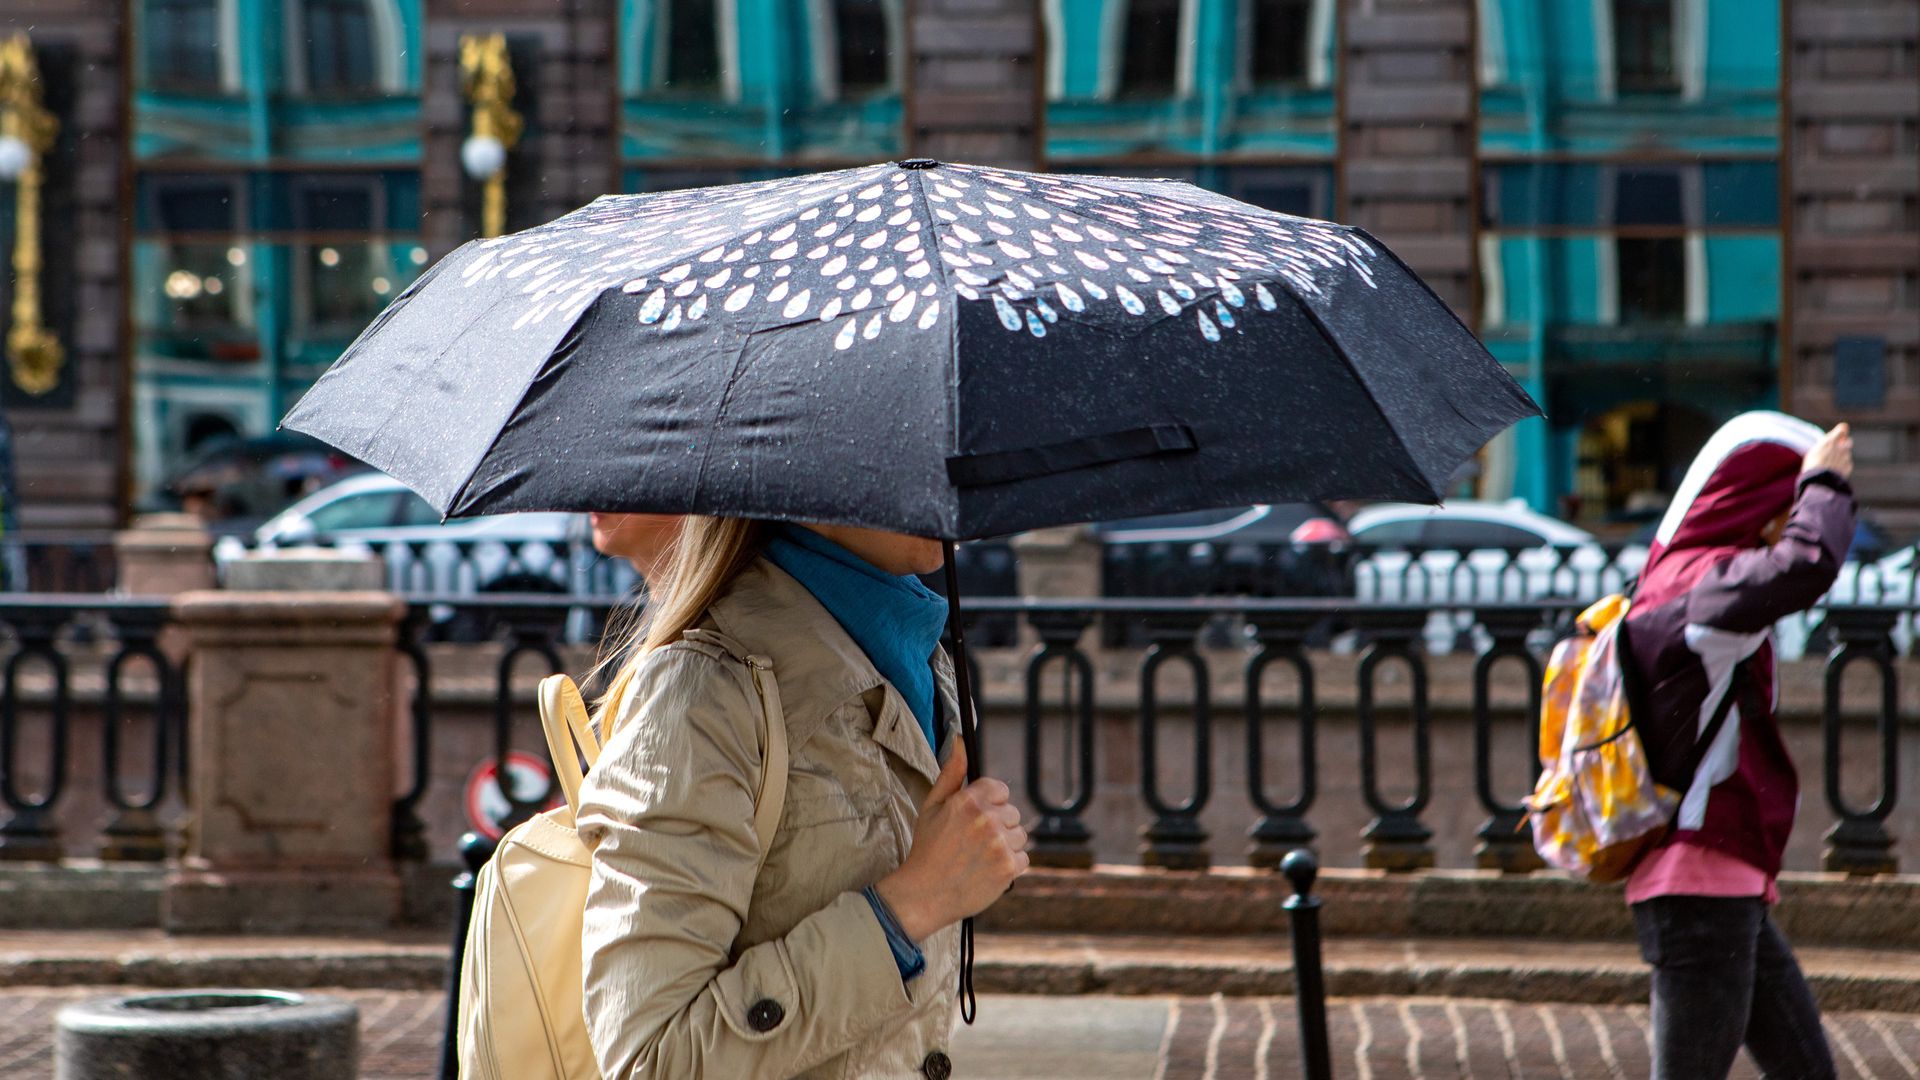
top-left (420, 0), bottom-right (620, 260)
top-left (1785, 0), bottom-right (1920, 534)
top-left (0, 0), bottom-right (129, 533)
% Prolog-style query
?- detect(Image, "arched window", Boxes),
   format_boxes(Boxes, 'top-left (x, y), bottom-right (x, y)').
top-left (144, 0), bottom-right (223, 93)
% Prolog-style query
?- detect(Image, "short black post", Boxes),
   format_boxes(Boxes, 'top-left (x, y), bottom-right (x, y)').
top-left (441, 832), bottom-right (496, 1080)
top-left (1282, 849), bottom-right (1332, 1080)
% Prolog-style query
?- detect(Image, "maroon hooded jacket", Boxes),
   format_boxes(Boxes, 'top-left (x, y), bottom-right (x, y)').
top-left (1622, 419), bottom-right (1856, 878)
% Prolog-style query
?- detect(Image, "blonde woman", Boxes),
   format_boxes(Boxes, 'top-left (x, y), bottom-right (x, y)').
top-left (576, 517), bottom-right (1027, 1079)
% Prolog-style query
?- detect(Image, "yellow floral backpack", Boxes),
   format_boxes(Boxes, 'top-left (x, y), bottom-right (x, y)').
top-left (1524, 595), bottom-right (1742, 882)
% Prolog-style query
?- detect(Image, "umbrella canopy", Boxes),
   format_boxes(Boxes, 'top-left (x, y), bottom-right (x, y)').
top-left (284, 160), bottom-right (1539, 540)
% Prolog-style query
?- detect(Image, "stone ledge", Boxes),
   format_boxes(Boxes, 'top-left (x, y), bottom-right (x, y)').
top-left (983, 866), bottom-right (1920, 950)
top-left (7, 930), bottom-right (1920, 1012)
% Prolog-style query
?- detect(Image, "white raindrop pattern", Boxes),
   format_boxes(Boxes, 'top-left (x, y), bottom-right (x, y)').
top-left (454, 163), bottom-right (1379, 351)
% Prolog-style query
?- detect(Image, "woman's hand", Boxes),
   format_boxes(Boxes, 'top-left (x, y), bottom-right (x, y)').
top-left (873, 745), bottom-right (1029, 943)
top-left (1803, 423), bottom-right (1853, 481)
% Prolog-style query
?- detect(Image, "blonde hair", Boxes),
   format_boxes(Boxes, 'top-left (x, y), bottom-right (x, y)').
top-left (594, 516), bottom-right (769, 724)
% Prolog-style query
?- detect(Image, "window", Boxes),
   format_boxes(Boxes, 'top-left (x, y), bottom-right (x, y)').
top-left (1118, 0), bottom-right (1183, 98)
top-left (145, 0), bottom-right (222, 92)
top-left (834, 0), bottom-right (892, 95)
top-left (1613, 168), bottom-right (1683, 227)
top-left (306, 491), bottom-right (404, 533)
top-left (663, 0), bottom-right (722, 90)
top-left (1617, 237), bottom-right (1686, 323)
top-left (1351, 519), bottom-right (1425, 547)
top-left (1247, 0), bottom-right (1312, 86)
top-left (395, 492), bottom-right (444, 527)
top-left (303, 0), bottom-right (379, 96)
top-left (1612, 0), bottom-right (1677, 95)
top-left (1421, 520), bottom-right (1546, 549)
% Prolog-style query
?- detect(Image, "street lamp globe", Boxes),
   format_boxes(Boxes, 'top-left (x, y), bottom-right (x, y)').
top-left (461, 134), bottom-right (507, 182)
top-left (0, 134), bottom-right (32, 181)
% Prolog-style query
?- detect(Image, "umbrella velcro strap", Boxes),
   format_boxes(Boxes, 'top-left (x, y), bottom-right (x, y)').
top-left (946, 423), bottom-right (1197, 487)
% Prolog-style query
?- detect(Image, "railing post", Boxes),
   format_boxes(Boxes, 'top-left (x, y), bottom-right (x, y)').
top-left (99, 606), bottom-right (177, 862)
top-left (1820, 606), bottom-right (1901, 876)
top-left (1471, 608), bottom-right (1544, 874)
top-left (492, 603), bottom-right (569, 833)
top-left (440, 832), bottom-right (496, 1080)
top-left (1351, 609), bottom-right (1435, 872)
top-left (1139, 611), bottom-right (1213, 870)
top-left (1245, 610), bottom-right (1319, 868)
top-left (1022, 609), bottom-right (1096, 869)
top-left (392, 607), bottom-right (436, 862)
top-left (1281, 849), bottom-right (1332, 1080)
top-left (0, 609), bottom-right (71, 860)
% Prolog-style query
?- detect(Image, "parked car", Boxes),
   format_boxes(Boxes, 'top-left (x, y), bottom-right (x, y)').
top-left (1780, 540), bottom-right (1920, 659)
top-left (215, 474), bottom-right (628, 631)
top-left (1089, 503), bottom-right (1350, 645)
top-left (152, 433), bottom-right (369, 537)
top-left (1348, 500), bottom-right (1644, 606)
top-left (1343, 500), bottom-right (1645, 654)
top-left (223, 473), bottom-right (1024, 644)
top-left (1093, 503), bottom-right (1350, 598)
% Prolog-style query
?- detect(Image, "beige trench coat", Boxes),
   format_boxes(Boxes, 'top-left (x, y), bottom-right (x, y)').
top-left (576, 557), bottom-right (962, 1079)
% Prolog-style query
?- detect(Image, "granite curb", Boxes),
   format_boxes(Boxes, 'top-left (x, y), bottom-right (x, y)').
top-left (8, 932), bottom-right (1920, 1012)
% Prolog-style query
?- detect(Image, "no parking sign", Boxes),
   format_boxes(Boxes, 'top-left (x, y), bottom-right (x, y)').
top-left (464, 751), bottom-right (564, 839)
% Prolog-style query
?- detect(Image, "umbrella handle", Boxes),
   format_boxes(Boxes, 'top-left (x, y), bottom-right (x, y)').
top-left (941, 540), bottom-right (981, 1026)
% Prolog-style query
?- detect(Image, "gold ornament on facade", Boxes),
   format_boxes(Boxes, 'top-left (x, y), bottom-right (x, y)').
top-left (459, 33), bottom-right (523, 240)
top-left (0, 32), bottom-right (62, 396)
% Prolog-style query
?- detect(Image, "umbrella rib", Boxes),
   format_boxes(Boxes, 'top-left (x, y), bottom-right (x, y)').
top-left (906, 165), bottom-right (966, 538)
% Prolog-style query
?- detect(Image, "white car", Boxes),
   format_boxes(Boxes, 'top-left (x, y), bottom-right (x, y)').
top-left (1779, 542), bottom-right (1920, 660)
top-left (217, 473), bottom-right (637, 600)
top-left (1348, 500), bottom-right (1645, 606)
top-left (1344, 500), bottom-right (1646, 654)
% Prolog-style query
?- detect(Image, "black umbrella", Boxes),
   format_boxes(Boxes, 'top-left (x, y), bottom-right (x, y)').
top-left (284, 160), bottom-right (1537, 540)
top-left (284, 160), bottom-right (1539, 1023)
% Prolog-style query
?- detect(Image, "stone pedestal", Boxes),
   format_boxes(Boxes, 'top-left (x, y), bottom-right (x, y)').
top-left (165, 592), bottom-right (407, 933)
top-left (224, 549), bottom-right (387, 593)
top-left (114, 514), bottom-right (216, 596)
top-left (1010, 526), bottom-right (1101, 598)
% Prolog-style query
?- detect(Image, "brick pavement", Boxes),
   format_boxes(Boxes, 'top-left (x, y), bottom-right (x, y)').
top-left (8, 989), bottom-right (1920, 1078)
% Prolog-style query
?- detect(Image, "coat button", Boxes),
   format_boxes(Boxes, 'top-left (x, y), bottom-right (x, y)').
top-left (746, 998), bottom-right (784, 1033)
top-left (921, 1050), bottom-right (952, 1079)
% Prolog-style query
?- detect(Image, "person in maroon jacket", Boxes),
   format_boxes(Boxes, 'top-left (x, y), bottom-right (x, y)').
top-left (1622, 412), bottom-right (1855, 1080)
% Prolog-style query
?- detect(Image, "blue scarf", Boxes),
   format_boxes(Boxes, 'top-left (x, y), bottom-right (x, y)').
top-left (764, 525), bottom-right (949, 752)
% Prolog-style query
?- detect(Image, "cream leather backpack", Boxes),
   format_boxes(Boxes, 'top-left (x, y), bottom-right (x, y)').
top-left (456, 629), bottom-right (790, 1080)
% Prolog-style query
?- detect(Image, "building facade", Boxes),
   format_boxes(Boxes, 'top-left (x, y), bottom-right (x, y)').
top-left (0, 0), bottom-right (1914, 536)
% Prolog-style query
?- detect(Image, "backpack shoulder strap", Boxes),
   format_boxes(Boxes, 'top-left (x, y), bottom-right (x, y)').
top-left (537, 674), bottom-right (596, 814)
top-left (680, 628), bottom-right (790, 862)
top-left (1682, 657), bottom-right (1755, 784)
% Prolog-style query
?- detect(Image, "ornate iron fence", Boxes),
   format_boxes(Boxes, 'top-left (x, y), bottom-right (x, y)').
top-left (0, 591), bottom-right (1907, 876)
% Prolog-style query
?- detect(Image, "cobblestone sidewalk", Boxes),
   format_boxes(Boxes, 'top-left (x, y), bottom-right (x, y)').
top-left (7, 988), bottom-right (1920, 1078)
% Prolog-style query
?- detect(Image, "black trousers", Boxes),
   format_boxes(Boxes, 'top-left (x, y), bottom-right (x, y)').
top-left (1633, 896), bottom-right (1835, 1080)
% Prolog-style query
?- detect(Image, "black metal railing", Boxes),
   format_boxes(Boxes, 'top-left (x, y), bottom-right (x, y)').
top-left (0, 589), bottom-right (1908, 883)
top-left (0, 597), bottom-right (180, 861)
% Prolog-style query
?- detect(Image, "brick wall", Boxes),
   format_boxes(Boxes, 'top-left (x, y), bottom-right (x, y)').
top-left (1337, 0), bottom-right (1479, 325)
top-left (420, 0), bottom-right (620, 260)
top-left (908, 0), bottom-right (1039, 168)
top-left (0, 1), bottom-right (128, 534)
top-left (1786, 0), bottom-right (1920, 535)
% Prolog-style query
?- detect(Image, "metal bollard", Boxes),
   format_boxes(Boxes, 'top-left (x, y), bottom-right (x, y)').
top-left (440, 832), bottom-right (496, 1080)
top-left (1282, 849), bottom-right (1332, 1080)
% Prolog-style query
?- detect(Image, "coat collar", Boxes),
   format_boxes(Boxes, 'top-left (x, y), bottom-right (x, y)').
top-left (705, 557), bottom-right (958, 784)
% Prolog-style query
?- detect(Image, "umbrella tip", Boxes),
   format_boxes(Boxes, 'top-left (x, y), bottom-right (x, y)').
top-left (897, 158), bottom-right (941, 171)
